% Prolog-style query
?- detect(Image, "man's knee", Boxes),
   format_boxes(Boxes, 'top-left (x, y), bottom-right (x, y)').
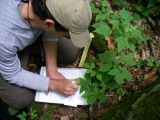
top-left (3, 91), bottom-right (35, 110)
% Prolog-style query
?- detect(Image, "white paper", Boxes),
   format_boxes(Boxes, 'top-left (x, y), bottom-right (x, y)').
top-left (35, 67), bottom-right (87, 107)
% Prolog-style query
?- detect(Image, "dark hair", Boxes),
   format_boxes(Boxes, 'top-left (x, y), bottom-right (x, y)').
top-left (31, 0), bottom-right (67, 32)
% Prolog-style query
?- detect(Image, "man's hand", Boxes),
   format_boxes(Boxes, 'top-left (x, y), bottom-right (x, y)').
top-left (48, 78), bottom-right (79, 96)
top-left (47, 69), bottom-right (79, 96)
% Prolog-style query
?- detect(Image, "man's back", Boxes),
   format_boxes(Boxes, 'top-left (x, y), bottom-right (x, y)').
top-left (0, 0), bottom-right (40, 51)
top-left (0, 0), bottom-right (49, 91)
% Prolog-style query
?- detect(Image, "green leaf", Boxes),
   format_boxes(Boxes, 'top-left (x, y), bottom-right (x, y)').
top-left (115, 72), bottom-right (124, 85)
top-left (110, 67), bottom-right (132, 85)
top-left (137, 60), bottom-right (144, 68)
top-left (109, 19), bottom-right (120, 29)
top-left (128, 41), bottom-right (135, 52)
top-left (92, 83), bottom-right (99, 93)
top-left (96, 73), bottom-right (103, 81)
top-left (93, 22), bottom-right (112, 37)
top-left (119, 8), bottom-right (133, 21)
top-left (8, 107), bottom-right (18, 116)
top-left (125, 53), bottom-right (136, 66)
top-left (17, 111), bottom-right (27, 120)
top-left (90, 2), bottom-right (98, 14)
top-left (84, 61), bottom-right (95, 69)
top-left (125, 72), bottom-right (132, 81)
top-left (95, 13), bottom-right (106, 21)
top-left (133, 14), bottom-right (141, 21)
top-left (80, 78), bottom-right (88, 93)
top-left (120, 52), bottom-right (136, 66)
top-left (113, 28), bottom-right (123, 37)
top-left (134, 5), bottom-right (145, 12)
top-left (85, 69), bottom-right (96, 77)
top-left (117, 88), bottom-right (124, 96)
top-left (98, 93), bottom-right (107, 102)
top-left (120, 51), bottom-right (126, 64)
top-left (114, 0), bottom-right (123, 5)
top-left (146, 56), bottom-right (155, 67)
top-left (102, 0), bottom-right (107, 7)
top-left (130, 29), bottom-right (144, 44)
top-left (116, 36), bottom-right (128, 51)
top-left (98, 49), bottom-right (116, 63)
top-left (83, 91), bottom-right (97, 104)
top-left (103, 74), bottom-right (113, 82)
top-left (108, 67), bottom-right (120, 76)
top-left (99, 83), bottom-right (107, 93)
top-left (98, 53), bottom-right (108, 62)
top-left (107, 49), bottom-right (116, 62)
top-left (121, 21), bottom-right (132, 32)
top-left (143, 8), bottom-right (152, 16)
top-left (120, 67), bottom-right (132, 81)
top-left (105, 82), bottom-right (117, 90)
top-left (99, 63), bottom-right (112, 72)
top-left (88, 95), bottom-right (97, 104)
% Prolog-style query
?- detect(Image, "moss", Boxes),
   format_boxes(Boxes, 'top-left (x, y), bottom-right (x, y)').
top-left (100, 78), bottom-right (160, 120)
top-left (133, 91), bottom-right (160, 120)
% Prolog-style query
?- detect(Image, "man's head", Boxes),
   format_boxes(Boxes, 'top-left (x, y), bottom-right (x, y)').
top-left (31, 0), bottom-right (67, 32)
top-left (32, 0), bottom-right (92, 48)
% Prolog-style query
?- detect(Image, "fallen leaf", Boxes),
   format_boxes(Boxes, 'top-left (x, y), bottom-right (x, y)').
top-left (106, 36), bottom-right (115, 49)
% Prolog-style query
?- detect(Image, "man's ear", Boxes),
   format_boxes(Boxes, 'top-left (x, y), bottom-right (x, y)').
top-left (44, 19), bottom-right (54, 27)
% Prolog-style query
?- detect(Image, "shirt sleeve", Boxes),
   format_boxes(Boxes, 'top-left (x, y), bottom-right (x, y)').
top-left (43, 32), bottom-right (58, 42)
top-left (0, 44), bottom-right (49, 91)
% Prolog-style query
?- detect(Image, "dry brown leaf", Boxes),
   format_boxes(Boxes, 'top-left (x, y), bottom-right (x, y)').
top-left (144, 70), bottom-right (157, 84)
top-left (106, 36), bottom-right (115, 49)
top-left (134, 51), bottom-right (141, 61)
top-left (142, 49), bottom-right (146, 60)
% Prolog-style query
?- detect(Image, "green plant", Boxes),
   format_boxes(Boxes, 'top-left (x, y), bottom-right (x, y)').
top-left (17, 111), bottom-right (27, 120)
top-left (16, 108), bottom-right (37, 120)
top-left (29, 108), bottom-right (38, 120)
top-left (8, 107), bottom-right (19, 116)
top-left (113, 0), bottom-right (160, 28)
top-left (40, 111), bottom-right (53, 120)
top-left (80, 0), bottom-right (151, 104)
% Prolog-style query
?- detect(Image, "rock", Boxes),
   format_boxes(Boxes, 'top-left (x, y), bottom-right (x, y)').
top-left (61, 116), bottom-right (69, 120)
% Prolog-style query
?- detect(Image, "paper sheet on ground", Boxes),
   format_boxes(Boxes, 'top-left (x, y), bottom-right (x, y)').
top-left (35, 67), bottom-right (87, 107)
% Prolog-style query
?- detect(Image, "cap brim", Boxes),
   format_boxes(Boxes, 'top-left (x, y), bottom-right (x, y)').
top-left (69, 30), bottom-right (90, 48)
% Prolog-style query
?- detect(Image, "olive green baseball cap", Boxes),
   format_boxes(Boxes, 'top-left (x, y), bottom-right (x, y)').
top-left (46, 0), bottom-right (92, 48)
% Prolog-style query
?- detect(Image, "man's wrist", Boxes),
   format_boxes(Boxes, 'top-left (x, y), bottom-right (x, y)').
top-left (47, 68), bottom-right (58, 77)
top-left (48, 78), bottom-right (55, 91)
top-left (47, 67), bottom-right (58, 72)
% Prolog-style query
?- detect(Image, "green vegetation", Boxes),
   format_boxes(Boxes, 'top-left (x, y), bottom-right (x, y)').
top-left (80, 0), bottom-right (160, 104)
top-left (81, 0), bottom-right (159, 104)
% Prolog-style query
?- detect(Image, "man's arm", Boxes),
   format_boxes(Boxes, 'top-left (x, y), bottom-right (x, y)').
top-left (43, 38), bottom-right (79, 96)
top-left (0, 44), bottom-right (49, 91)
top-left (43, 41), bottom-right (66, 79)
top-left (43, 41), bottom-right (57, 74)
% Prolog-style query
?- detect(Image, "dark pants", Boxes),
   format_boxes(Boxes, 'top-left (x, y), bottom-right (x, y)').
top-left (0, 37), bottom-right (80, 110)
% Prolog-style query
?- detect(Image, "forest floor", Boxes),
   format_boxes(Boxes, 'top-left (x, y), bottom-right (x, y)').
top-left (26, 30), bottom-right (160, 120)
